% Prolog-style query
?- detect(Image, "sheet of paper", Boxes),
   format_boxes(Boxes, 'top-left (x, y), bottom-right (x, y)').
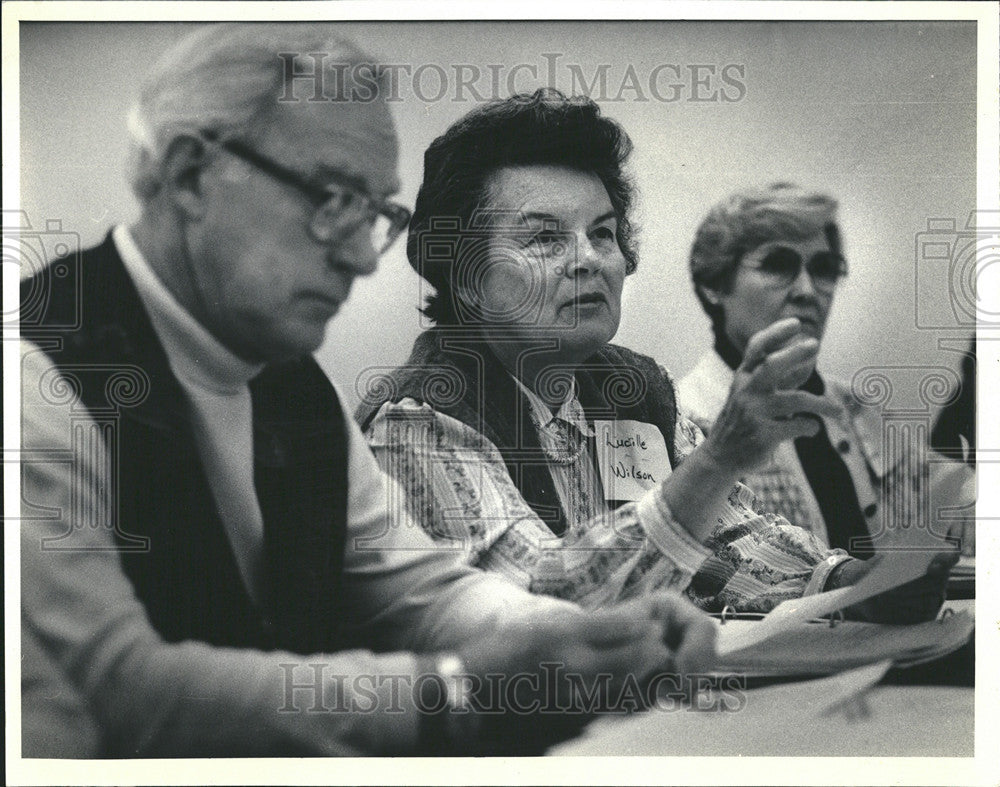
top-left (594, 419), bottom-right (671, 502)
top-left (814, 660), bottom-right (893, 714)
top-left (716, 586), bottom-right (857, 655)
top-left (717, 549), bottom-right (943, 656)
top-left (928, 459), bottom-right (976, 524)
top-left (924, 458), bottom-right (977, 553)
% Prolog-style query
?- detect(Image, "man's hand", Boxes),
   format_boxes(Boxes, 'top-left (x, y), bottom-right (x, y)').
top-left (827, 551), bottom-right (958, 624)
top-left (646, 592), bottom-right (718, 677)
top-left (701, 318), bottom-right (840, 475)
top-left (457, 593), bottom-right (716, 753)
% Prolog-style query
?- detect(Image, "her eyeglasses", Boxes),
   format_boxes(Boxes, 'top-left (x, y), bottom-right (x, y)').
top-left (739, 245), bottom-right (847, 292)
top-left (199, 131), bottom-right (411, 256)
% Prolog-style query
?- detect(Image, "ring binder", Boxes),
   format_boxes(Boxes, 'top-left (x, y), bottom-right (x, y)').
top-left (806, 609), bottom-right (844, 627)
top-left (712, 608), bottom-right (767, 624)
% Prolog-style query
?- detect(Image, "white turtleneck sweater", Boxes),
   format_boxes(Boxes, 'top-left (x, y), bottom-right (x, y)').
top-left (113, 225), bottom-right (266, 601)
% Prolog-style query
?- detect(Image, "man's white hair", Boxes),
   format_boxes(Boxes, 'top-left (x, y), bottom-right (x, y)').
top-left (126, 23), bottom-right (380, 202)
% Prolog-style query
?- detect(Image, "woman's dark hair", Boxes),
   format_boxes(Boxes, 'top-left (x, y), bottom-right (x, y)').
top-left (407, 88), bottom-right (638, 325)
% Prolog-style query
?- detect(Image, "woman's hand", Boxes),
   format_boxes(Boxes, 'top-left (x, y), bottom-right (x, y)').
top-left (827, 551), bottom-right (958, 624)
top-left (700, 317), bottom-right (840, 475)
top-left (662, 318), bottom-right (839, 541)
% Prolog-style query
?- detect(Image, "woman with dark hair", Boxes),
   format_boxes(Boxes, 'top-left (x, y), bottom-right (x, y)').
top-left (357, 90), bottom-right (951, 618)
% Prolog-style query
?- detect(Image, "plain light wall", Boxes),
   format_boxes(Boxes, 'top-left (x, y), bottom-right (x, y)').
top-left (19, 21), bottom-right (976, 410)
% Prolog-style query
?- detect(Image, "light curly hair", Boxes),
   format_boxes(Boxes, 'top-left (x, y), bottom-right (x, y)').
top-left (689, 182), bottom-right (841, 327)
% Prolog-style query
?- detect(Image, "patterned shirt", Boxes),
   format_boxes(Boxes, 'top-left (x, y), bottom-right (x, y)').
top-left (363, 366), bottom-right (850, 613)
top-left (511, 377), bottom-right (605, 533)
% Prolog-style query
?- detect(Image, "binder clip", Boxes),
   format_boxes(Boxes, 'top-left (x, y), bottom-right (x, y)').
top-left (939, 607), bottom-right (955, 624)
top-left (719, 605), bottom-right (736, 624)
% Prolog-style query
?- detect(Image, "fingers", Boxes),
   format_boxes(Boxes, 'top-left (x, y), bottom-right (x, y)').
top-left (745, 337), bottom-right (820, 392)
top-left (770, 416), bottom-right (822, 442)
top-left (768, 390), bottom-right (840, 419)
top-left (674, 618), bottom-right (717, 677)
top-left (945, 516), bottom-right (969, 542)
top-left (740, 318), bottom-right (805, 373)
top-left (581, 595), bottom-right (718, 682)
top-left (649, 592), bottom-right (709, 649)
top-left (758, 392), bottom-right (840, 443)
top-left (649, 594), bottom-right (717, 675)
top-left (580, 598), bottom-right (665, 647)
top-left (773, 361), bottom-right (821, 391)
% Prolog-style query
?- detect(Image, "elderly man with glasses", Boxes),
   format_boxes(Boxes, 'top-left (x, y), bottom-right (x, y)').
top-left (677, 183), bottom-right (973, 585)
top-left (20, 23), bottom-right (715, 758)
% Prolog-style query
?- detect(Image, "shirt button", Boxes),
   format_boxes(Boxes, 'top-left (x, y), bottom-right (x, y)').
top-left (863, 503), bottom-right (878, 517)
top-left (837, 440), bottom-right (851, 454)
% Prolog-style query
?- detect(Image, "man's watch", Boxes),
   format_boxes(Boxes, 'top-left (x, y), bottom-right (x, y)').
top-left (415, 653), bottom-right (477, 755)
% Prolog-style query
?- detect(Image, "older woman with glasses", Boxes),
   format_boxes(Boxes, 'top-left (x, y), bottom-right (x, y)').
top-left (678, 183), bottom-right (974, 571)
top-left (357, 92), bottom-right (953, 621)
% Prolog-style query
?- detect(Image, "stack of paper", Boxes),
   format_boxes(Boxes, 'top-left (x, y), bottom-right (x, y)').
top-left (712, 547), bottom-right (974, 677)
top-left (716, 610), bottom-right (973, 676)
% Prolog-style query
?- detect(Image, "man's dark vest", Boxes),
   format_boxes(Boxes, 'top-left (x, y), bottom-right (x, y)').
top-left (355, 329), bottom-right (679, 537)
top-left (21, 234), bottom-right (351, 655)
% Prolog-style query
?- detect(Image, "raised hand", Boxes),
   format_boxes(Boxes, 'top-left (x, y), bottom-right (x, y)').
top-left (701, 317), bottom-right (840, 474)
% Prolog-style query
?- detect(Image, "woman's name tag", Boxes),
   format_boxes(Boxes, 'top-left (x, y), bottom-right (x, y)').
top-left (593, 419), bottom-right (672, 502)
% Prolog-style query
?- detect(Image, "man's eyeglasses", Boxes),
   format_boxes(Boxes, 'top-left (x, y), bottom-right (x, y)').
top-left (199, 131), bottom-right (411, 256)
top-left (739, 246), bottom-right (847, 293)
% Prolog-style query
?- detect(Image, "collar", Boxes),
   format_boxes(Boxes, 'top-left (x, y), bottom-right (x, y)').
top-left (713, 329), bottom-right (745, 371)
top-left (113, 225), bottom-right (264, 395)
top-left (681, 350), bottom-right (736, 425)
top-left (511, 374), bottom-right (595, 437)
